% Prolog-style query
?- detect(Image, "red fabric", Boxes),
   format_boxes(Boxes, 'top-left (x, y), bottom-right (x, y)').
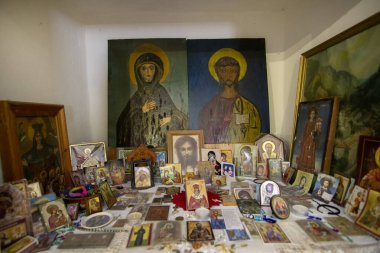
top-left (172, 191), bottom-right (221, 210)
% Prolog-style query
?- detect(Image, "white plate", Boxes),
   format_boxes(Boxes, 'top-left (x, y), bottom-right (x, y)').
top-left (81, 212), bottom-right (114, 229)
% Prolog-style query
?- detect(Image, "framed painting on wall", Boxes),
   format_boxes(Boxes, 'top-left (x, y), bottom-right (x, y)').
top-left (108, 39), bottom-right (189, 149)
top-left (187, 39), bottom-right (270, 144)
top-left (0, 101), bottom-right (71, 193)
top-left (290, 97), bottom-right (339, 175)
top-left (294, 13), bottom-right (380, 178)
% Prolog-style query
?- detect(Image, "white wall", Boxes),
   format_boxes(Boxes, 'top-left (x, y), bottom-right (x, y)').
top-left (0, 0), bottom-right (379, 182)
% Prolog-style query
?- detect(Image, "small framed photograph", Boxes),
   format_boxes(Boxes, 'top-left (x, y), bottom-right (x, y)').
top-left (221, 149), bottom-right (233, 163)
top-left (69, 142), bottom-right (107, 170)
top-left (255, 133), bottom-right (285, 163)
top-left (145, 206), bottom-right (170, 221)
top-left (187, 221), bottom-right (214, 241)
top-left (105, 159), bottom-right (127, 185)
top-left (204, 144), bottom-right (234, 163)
top-left (185, 179), bottom-right (209, 210)
top-left (201, 148), bottom-right (222, 175)
top-left (201, 148), bottom-right (221, 162)
top-left (283, 167), bottom-right (295, 184)
top-left (155, 150), bottom-right (167, 167)
top-left (117, 147), bottom-right (134, 160)
top-left (154, 150), bottom-right (167, 176)
top-left (159, 164), bottom-right (182, 185)
top-left (311, 173), bottom-right (340, 203)
top-left (0, 218), bottom-right (28, 248)
top-left (290, 170), bottom-right (315, 195)
top-left (356, 135), bottom-right (380, 191)
top-left (66, 203), bottom-right (79, 220)
top-left (85, 196), bottom-right (102, 215)
top-left (234, 144), bottom-right (258, 177)
top-left (98, 181), bottom-right (117, 208)
top-left (38, 198), bottom-right (70, 232)
top-left (344, 185), bottom-right (368, 219)
top-left (270, 195), bottom-right (290, 219)
top-left (355, 189), bottom-right (380, 237)
top-left (84, 166), bottom-right (97, 185)
top-left (27, 182), bottom-right (42, 199)
top-left (332, 173), bottom-right (350, 205)
top-left (95, 167), bottom-right (113, 186)
top-left (70, 170), bottom-right (86, 186)
top-left (281, 161), bottom-right (290, 176)
top-left (153, 221), bottom-right (182, 244)
top-left (197, 161), bottom-right (214, 184)
top-left (221, 162), bottom-right (235, 178)
top-left (132, 160), bottom-right (154, 189)
top-left (127, 223), bottom-right (152, 248)
top-left (256, 163), bottom-right (268, 179)
top-left (167, 130), bottom-right (204, 175)
top-left (267, 158), bottom-right (282, 181)
top-left (260, 180), bottom-right (280, 206)
top-left (234, 188), bottom-right (254, 200)
top-left (211, 175), bottom-right (226, 186)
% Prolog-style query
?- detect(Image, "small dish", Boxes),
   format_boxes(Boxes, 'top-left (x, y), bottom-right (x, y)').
top-left (127, 212), bottom-right (143, 225)
top-left (81, 212), bottom-right (113, 229)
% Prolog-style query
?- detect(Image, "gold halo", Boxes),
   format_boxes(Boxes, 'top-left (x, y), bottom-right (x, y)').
top-left (262, 141), bottom-right (275, 152)
top-left (208, 48), bottom-right (247, 82)
top-left (375, 147), bottom-right (380, 168)
top-left (128, 43), bottom-right (170, 85)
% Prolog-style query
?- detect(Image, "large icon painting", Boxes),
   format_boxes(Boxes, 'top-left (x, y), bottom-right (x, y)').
top-left (108, 39), bottom-right (189, 148)
top-left (187, 39), bottom-right (270, 144)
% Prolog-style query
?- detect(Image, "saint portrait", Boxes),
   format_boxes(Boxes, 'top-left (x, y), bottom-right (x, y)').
top-left (188, 39), bottom-right (270, 144)
top-left (17, 117), bottom-right (62, 194)
top-left (311, 173), bottom-right (340, 203)
top-left (255, 134), bottom-right (285, 163)
top-left (169, 131), bottom-right (203, 175)
top-left (38, 199), bottom-right (70, 232)
top-left (108, 39), bottom-right (189, 148)
top-left (234, 144), bottom-right (257, 177)
top-left (185, 179), bottom-right (209, 210)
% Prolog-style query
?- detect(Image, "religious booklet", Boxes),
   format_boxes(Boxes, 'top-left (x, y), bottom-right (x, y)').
top-left (58, 233), bottom-right (115, 249)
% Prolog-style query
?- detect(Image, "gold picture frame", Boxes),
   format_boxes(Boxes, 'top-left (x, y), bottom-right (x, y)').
top-left (294, 13), bottom-right (380, 177)
top-left (0, 101), bottom-right (71, 191)
top-left (185, 179), bottom-right (209, 210)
